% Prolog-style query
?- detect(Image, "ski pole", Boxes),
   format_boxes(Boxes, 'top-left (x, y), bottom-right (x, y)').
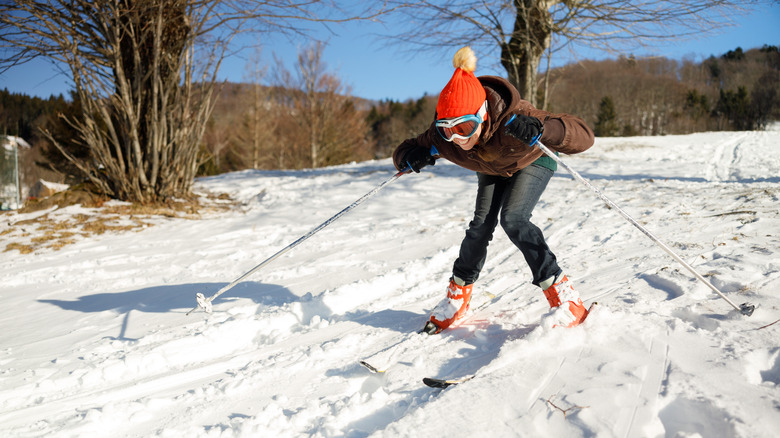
top-left (187, 146), bottom-right (440, 315)
top-left (534, 135), bottom-right (755, 316)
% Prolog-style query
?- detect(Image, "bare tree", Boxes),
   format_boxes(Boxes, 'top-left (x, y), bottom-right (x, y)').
top-left (203, 111), bottom-right (236, 171)
top-left (247, 51), bottom-right (270, 170)
top-left (388, 0), bottom-right (763, 106)
top-left (272, 42), bottom-right (372, 169)
top-left (234, 47), bottom-right (276, 170)
top-left (0, 1), bottom-right (391, 203)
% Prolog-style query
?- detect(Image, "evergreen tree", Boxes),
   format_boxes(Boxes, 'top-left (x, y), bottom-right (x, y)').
top-left (594, 96), bottom-right (620, 137)
top-left (751, 72), bottom-right (779, 130)
top-left (715, 87), bottom-right (753, 130)
top-left (684, 89), bottom-right (710, 121)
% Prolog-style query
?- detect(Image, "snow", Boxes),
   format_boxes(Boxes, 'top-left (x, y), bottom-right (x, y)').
top-left (3, 135), bottom-right (32, 151)
top-left (1, 126), bottom-right (779, 437)
top-left (39, 180), bottom-right (70, 192)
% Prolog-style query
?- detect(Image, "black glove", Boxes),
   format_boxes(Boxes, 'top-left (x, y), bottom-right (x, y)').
top-left (402, 146), bottom-right (436, 173)
top-left (504, 114), bottom-right (543, 145)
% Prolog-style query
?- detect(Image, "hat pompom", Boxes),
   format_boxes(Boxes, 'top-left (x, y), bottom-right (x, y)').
top-left (452, 46), bottom-right (477, 73)
top-left (436, 46), bottom-right (485, 119)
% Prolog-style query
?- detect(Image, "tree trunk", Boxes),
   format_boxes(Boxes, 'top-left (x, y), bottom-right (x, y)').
top-left (114, 0), bottom-right (190, 201)
top-left (501, 0), bottom-right (557, 105)
top-left (253, 84), bottom-right (260, 169)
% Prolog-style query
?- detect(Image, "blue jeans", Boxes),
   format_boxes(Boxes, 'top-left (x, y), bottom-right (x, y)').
top-left (452, 165), bottom-right (561, 286)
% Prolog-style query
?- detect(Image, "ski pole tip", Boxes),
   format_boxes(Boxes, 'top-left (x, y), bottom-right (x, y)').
top-left (740, 302), bottom-right (755, 317)
top-left (196, 292), bottom-right (213, 314)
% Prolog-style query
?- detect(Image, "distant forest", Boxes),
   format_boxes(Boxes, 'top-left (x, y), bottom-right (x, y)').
top-left (1, 44), bottom-right (778, 184)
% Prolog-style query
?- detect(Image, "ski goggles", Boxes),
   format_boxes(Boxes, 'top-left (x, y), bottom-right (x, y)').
top-left (435, 101), bottom-right (488, 142)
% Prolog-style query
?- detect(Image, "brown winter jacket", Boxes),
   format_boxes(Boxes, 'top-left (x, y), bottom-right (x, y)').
top-left (392, 76), bottom-right (594, 176)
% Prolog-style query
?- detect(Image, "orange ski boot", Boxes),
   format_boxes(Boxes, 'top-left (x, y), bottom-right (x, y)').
top-left (421, 277), bottom-right (473, 334)
top-left (541, 273), bottom-right (589, 328)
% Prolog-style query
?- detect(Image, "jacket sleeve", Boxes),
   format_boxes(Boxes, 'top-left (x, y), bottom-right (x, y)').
top-left (542, 113), bottom-right (595, 155)
top-left (518, 102), bottom-right (594, 155)
top-left (392, 123), bottom-right (439, 170)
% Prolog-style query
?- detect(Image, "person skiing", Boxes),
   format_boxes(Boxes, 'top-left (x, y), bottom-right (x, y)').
top-left (393, 46), bottom-right (595, 334)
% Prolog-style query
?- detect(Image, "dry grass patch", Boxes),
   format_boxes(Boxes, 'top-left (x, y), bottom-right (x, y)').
top-left (5, 242), bottom-right (34, 254)
top-left (3, 187), bottom-right (236, 254)
top-left (81, 218), bottom-right (137, 235)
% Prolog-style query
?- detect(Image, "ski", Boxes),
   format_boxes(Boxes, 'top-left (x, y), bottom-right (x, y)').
top-left (422, 375), bottom-right (474, 388)
top-left (421, 302), bottom-right (599, 389)
top-left (359, 360), bottom-right (385, 374)
top-left (359, 291), bottom-right (498, 374)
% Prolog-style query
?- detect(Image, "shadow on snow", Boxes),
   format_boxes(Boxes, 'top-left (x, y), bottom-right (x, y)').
top-left (38, 281), bottom-right (297, 315)
top-left (38, 281), bottom-right (427, 336)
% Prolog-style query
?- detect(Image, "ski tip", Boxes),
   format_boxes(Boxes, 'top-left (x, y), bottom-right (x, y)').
top-left (423, 375), bottom-right (474, 389)
top-left (359, 360), bottom-right (385, 374)
top-left (423, 377), bottom-right (452, 388)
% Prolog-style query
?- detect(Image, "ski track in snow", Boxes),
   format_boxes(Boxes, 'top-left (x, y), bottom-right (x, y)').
top-left (1, 127), bottom-right (779, 437)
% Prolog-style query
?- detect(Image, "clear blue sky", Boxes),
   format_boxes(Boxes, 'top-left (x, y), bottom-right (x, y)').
top-left (2, 2), bottom-right (778, 102)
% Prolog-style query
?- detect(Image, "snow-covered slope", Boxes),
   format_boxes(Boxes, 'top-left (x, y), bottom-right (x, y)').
top-left (1, 127), bottom-right (779, 437)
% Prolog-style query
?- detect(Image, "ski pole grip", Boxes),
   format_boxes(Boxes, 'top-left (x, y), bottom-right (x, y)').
top-left (504, 115), bottom-right (544, 148)
top-left (402, 145), bottom-right (440, 174)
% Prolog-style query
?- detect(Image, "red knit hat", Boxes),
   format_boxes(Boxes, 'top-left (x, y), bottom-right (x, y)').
top-left (436, 46), bottom-right (486, 119)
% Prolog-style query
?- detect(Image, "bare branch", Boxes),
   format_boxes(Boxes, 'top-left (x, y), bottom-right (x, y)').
top-left (546, 395), bottom-right (588, 418)
top-left (382, 0), bottom-right (763, 105)
top-left (0, 0), bottom-right (392, 202)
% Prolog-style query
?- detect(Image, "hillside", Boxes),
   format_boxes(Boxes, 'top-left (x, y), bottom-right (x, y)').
top-left (1, 126), bottom-right (779, 437)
